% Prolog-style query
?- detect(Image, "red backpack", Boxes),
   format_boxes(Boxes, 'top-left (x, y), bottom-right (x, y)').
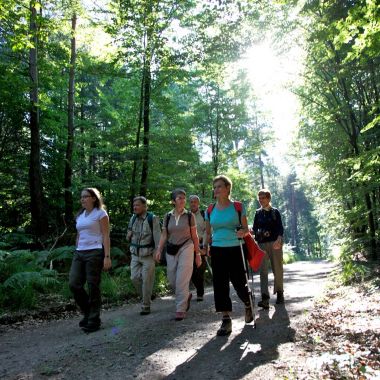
top-left (206, 201), bottom-right (265, 272)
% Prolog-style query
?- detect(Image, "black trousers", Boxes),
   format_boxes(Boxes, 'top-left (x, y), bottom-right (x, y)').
top-left (210, 245), bottom-right (250, 312)
top-left (191, 255), bottom-right (207, 297)
top-left (69, 249), bottom-right (104, 325)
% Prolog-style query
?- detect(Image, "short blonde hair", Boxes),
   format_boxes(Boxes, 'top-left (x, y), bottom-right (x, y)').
top-left (213, 175), bottom-right (232, 196)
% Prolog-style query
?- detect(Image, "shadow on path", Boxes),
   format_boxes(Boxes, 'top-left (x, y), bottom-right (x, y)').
top-left (167, 304), bottom-right (294, 380)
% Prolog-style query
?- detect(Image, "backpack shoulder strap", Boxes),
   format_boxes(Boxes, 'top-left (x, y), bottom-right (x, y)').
top-left (206, 203), bottom-right (216, 217)
top-left (131, 214), bottom-right (137, 227)
top-left (187, 211), bottom-right (192, 226)
top-left (187, 211), bottom-right (192, 235)
top-left (165, 212), bottom-right (171, 229)
top-left (233, 201), bottom-right (242, 226)
top-left (147, 212), bottom-right (154, 231)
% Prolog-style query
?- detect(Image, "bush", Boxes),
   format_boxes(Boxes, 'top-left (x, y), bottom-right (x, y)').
top-left (154, 266), bottom-right (170, 294)
top-left (48, 246), bottom-right (76, 272)
top-left (283, 244), bottom-right (297, 264)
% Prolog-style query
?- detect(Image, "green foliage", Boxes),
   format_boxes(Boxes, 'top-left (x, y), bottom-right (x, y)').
top-left (153, 266), bottom-right (170, 294)
top-left (340, 260), bottom-right (369, 285)
top-left (3, 270), bottom-right (59, 291)
top-left (46, 246), bottom-right (75, 271)
top-left (296, 0), bottom-right (380, 260)
top-left (283, 244), bottom-right (297, 264)
top-left (109, 247), bottom-right (128, 268)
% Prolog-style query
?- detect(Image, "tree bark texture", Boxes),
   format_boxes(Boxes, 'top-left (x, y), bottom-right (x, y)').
top-left (29, 2), bottom-right (47, 239)
top-left (139, 59), bottom-right (151, 197)
top-left (64, 12), bottom-right (77, 228)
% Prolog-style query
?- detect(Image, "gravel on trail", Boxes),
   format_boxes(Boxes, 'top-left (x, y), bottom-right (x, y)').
top-left (0, 260), bottom-right (335, 380)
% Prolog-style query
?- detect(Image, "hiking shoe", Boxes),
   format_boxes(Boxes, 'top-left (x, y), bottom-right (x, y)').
top-left (186, 293), bottom-right (192, 311)
top-left (258, 294), bottom-right (270, 309)
top-left (140, 307), bottom-right (151, 315)
top-left (196, 295), bottom-right (204, 302)
top-left (82, 322), bottom-right (100, 333)
top-left (79, 316), bottom-right (88, 328)
top-left (258, 299), bottom-right (269, 309)
top-left (175, 312), bottom-right (185, 321)
top-left (217, 317), bottom-right (232, 336)
top-left (276, 291), bottom-right (285, 304)
top-left (245, 306), bottom-right (254, 323)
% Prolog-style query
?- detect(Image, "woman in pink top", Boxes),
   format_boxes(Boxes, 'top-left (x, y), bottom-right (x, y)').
top-left (69, 188), bottom-right (111, 333)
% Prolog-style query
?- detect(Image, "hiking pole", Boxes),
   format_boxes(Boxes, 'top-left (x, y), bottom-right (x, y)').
top-left (237, 228), bottom-right (256, 328)
top-left (205, 256), bottom-right (213, 277)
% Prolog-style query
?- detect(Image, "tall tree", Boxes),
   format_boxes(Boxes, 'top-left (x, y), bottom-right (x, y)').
top-left (29, 1), bottom-right (47, 239)
top-left (64, 8), bottom-right (77, 227)
top-left (296, 0), bottom-right (380, 259)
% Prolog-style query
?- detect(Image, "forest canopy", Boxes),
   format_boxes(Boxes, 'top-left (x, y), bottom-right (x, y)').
top-left (0, 0), bottom-right (378, 264)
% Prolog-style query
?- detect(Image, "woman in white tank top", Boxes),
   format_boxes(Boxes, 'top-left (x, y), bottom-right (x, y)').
top-left (69, 188), bottom-right (111, 333)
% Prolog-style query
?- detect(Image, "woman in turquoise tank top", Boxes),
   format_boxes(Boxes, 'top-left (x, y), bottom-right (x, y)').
top-left (204, 175), bottom-right (254, 336)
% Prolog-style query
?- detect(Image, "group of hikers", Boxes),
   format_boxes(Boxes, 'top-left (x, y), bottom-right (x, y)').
top-left (69, 174), bottom-right (284, 336)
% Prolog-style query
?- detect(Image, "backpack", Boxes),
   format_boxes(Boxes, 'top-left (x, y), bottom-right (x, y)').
top-left (206, 201), bottom-right (243, 225)
top-left (206, 201), bottom-right (265, 272)
top-left (130, 211), bottom-right (155, 248)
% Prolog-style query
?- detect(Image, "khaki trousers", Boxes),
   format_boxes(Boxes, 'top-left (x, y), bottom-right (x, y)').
top-left (130, 254), bottom-right (156, 308)
top-left (259, 241), bottom-right (284, 296)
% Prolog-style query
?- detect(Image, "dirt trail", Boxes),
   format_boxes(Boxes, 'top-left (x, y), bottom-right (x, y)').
top-left (0, 260), bottom-right (335, 379)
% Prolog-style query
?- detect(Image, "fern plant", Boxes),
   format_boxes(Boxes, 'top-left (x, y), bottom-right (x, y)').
top-left (3, 270), bottom-right (59, 291)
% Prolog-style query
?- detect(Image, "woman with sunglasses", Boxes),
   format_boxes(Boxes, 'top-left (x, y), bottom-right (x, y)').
top-left (69, 188), bottom-right (111, 333)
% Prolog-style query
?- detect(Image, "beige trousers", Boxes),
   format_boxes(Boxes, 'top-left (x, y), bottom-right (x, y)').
top-left (166, 242), bottom-right (194, 312)
top-left (259, 241), bottom-right (284, 296)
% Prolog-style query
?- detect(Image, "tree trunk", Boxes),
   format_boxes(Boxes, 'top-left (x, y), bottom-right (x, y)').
top-left (259, 152), bottom-right (265, 189)
top-left (139, 61), bottom-right (151, 197)
top-left (290, 183), bottom-right (298, 251)
top-left (130, 69), bottom-right (145, 211)
top-left (64, 12), bottom-right (77, 228)
top-left (211, 87), bottom-right (220, 177)
top-left (29, 2), bottom-right (47, 240)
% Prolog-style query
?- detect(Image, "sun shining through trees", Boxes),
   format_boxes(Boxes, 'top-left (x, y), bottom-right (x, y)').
top-left (0, 0), bottom-right (378, 320)
top-left (238, 41), bottom-right (305, 175)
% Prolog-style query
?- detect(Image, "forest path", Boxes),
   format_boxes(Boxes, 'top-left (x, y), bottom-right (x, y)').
top-left (0, 260), bottom-right (335, 379)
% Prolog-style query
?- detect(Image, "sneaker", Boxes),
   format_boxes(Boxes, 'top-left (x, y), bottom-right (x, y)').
top-left (245, 306), bottom-right (254, 323)
top-left (175, 312), bottom-right (185, 321)
top-left (186, 293), bottom-right (192, 311)
top-left (276, 291), bottom-right (285, 304)
top-left (196, 295), bottom-right (204, 302)
top-left (217, 317), bottom-right (232, 336)
top-left (140, 307), bottom-right (151, 315)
